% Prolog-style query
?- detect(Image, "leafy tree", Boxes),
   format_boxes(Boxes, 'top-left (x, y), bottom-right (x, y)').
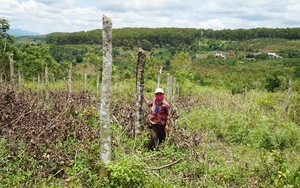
top-left (0, 18), bottom-right (15, 81)
top-left (265, 72), bottom-right (283, 92)
top-left (17, 44), bottom-right (60, 79)
top-left (83, 52), bottom-right (102, 72)
top-left (49, 44), bottom-right (89, 63)
top-left (171, 52), bottom-right (192, 70)
top-left (140, 39), bottom-right (152, 51)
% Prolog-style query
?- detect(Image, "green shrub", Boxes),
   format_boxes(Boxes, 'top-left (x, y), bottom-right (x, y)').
top-left (107, 155), bottom-right (146, 187)
top-left (272, 151), bottom-right (300, 187)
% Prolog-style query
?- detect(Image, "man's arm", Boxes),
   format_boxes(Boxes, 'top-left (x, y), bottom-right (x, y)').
top-left (143, 95), bottom-right (152, 107)
top-left (143, 95), bottom-right (149, 103)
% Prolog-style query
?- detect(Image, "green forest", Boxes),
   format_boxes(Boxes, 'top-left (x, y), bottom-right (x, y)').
top-left (1, 17), bottom-right (300, 187)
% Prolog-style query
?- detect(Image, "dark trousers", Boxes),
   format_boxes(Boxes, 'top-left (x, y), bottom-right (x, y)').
top-left (149, 123), bottom-right (166, 150)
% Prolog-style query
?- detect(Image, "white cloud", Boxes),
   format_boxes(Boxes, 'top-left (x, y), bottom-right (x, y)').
top-left (0, 0), bottom-right (299, 34)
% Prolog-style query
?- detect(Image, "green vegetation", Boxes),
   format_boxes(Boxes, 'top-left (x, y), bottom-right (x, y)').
top-left (1, 83), bottom-right (299, 187)
top-left (45, 27), bottom-right (300, 46)
top-left (1, 17), bottom-right (300, 187)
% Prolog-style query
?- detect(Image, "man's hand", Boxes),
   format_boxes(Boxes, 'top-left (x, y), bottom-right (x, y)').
top-left (165, 124), bottom-right (169, 132)
top-left (143, 95), bottom-right (149, 103)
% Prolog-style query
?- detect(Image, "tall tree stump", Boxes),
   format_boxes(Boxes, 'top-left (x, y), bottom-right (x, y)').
top-left (100, 15), bottom-right (112, 164)
top-left (135, 48), bottom-right (146, 138)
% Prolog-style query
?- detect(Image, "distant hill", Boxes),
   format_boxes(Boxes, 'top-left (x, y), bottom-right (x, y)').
top-left (7, 28), bottom-right (40, 37)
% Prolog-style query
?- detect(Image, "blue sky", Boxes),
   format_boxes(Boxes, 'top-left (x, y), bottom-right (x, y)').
top-left (0, 0), bottom-right (299, 35)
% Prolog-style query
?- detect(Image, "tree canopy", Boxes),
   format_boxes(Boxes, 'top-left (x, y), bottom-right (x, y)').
top-left (46, 27), bottom-right (300, 47)
top-left (0, 18), bottom-right (15, 80)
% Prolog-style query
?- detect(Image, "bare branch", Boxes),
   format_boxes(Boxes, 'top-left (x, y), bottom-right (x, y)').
top-left (147, 158), bottom-right (182, 170)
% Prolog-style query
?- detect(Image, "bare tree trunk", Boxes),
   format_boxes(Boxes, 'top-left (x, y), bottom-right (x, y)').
top-left (285, 79), bottom-right (292, 112)
top-left (18, 69), bottom-right (22, 91)
top-left (135, 48), bottom-right (146, 138)
top-left (172, 77), bottom-right (176, 100)
top-left (1, 40), bottom-right (7, 82)
top-left (84, 72), bottom-right (87, 92)
top-left (9, 53), bottom-right (14, 89)
top-left (45, 66), bottom-right (49, 100)
top-left (167, 73), bottom-right (172, 101)
top-left (157, 66), bottom-right (162, 88)
top-left (100, 15), bottom-right (112, 164)
top-left (52, 73), bottom-right (55, 86)
top-left (38, 75), bottom-right (40, 91)
top-left (68, 69), bottom-right (72, 94)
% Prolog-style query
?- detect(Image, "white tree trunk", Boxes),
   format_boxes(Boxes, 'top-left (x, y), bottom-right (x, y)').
top-left (52, 73), bottom-right (55, 86)
top-left (100, 15), bottom-right (112, 164)
top-left (38, 75), bottom-right (40, 91)
top-left (1, 41), bottom-right (7, 82)
top-left (167, 73), bottom-right (172, 101)
top-left (135, 48), bottom-right (146, 137)
top-left (68, 69), bottom-right (72, 94)
top-left (285, 79), bottom-right (292, 112)
top-left (84, 72), bottom-right (87, 92)
top-left (45, 66), bottom-right (49, 100)
top-left (172, 77), bottom-right (176, 100)
top-left (157, 66), bottom-right (162, 88)
top-left (18, 69), bottom-right (22, 91)
top-left (9, 53), bottom-right (14, 88)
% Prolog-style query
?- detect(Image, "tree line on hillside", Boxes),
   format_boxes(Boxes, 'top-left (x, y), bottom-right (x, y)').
top-left (1, 17), bottom-right (300, 94)
top-left (46, 27), bottom-right (300, 47)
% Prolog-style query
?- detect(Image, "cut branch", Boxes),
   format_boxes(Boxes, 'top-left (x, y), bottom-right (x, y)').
top-left (147, 158), bottom-right (182, 170)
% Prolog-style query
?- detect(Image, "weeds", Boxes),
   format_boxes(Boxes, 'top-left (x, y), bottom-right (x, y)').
top-left (0, 82), bottom-right (300, 187)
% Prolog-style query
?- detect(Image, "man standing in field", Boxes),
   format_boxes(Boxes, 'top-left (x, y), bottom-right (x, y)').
top-left (143, 88), bottom-right (170, 150)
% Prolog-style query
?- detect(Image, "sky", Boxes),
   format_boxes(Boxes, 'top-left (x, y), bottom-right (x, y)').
top-left (0, 0), bottom-right (299, 35)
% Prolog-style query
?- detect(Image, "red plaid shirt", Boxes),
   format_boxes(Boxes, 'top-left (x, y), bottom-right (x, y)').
top-left (146, 99), bottom-right (170, 125)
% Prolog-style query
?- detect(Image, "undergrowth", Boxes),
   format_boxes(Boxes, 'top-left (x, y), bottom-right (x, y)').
top-left (0, 82), bottom-right (300, 187)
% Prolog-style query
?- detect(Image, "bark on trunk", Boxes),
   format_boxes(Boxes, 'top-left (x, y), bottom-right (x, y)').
top-left (84, 72), bottom-right (87, 92)
top-left (68, 69), bottom-right (72, 94)
top-left (172, 77), bottom-right (176, 100)
top-left (45, 66), bottom-right (49, 100)
top-left (18, 69), bottom-right (22, 91)
top-left (157, 66), bottom-right (162, 88)
top-left (1, 41), bottom-right (7, 82)
top-left (38, 75), bottom-right (40, 91)
top-left (135, 48), bottom-right (146, 137)
top-left (9, 53), bottom-right (14, 89)
top-left (285, 79), bottom-right (292, 112)
top-left (100, 15), bottom-right (112, 164)
top-left (52, 73), bottom-right (55, 84)
top-left (167, 73), bottom-right (172, 101)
